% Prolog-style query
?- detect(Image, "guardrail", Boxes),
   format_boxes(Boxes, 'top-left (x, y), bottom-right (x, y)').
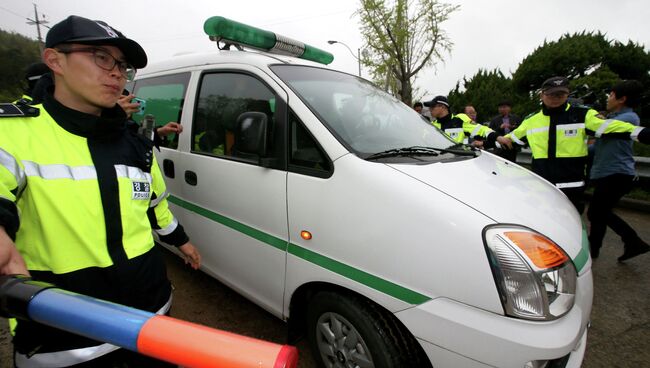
top-left (516, 150), bottom-right (650, 180)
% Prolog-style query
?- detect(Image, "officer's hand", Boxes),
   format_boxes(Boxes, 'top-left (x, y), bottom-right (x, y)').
top-left (497, 136), bottom-right (513, 149)
top-left (471, 140), bottom-right (484, 149)
top-left (178, 242), bottom-right (201, 270)
top-left (157, 122), bottom-right (183, 137)
top-left (117, 94), bottom-right (140, 118)
top-left (0, 227), bottom-right (29, 276)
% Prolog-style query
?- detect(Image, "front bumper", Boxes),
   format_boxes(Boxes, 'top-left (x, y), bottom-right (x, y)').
top-left (395, 268), bottom-right (593, 368)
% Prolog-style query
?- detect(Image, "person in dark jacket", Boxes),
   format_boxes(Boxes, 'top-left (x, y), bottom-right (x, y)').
top-left (489, 100), bottom-right (521, 162)
top-left (587, 80), bottom-right (649, 261)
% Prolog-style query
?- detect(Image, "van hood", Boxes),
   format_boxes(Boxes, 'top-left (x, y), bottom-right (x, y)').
top-left (387, 152), bottom-right (588, 269)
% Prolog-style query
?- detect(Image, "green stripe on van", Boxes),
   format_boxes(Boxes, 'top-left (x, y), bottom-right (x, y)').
top-left (168, 195), bottom-right (286, 251)
top-left (168, 195), bottom-right (431, 305)
top-left (573, 223), bottom-right (590, 273)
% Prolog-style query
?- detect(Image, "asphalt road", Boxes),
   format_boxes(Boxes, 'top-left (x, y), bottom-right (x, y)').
top-left (1, 208), bottom-right (649, 367)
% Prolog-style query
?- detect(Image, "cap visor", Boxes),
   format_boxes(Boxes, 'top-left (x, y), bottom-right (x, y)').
top-left (543, 87), bottom-right (570, 94)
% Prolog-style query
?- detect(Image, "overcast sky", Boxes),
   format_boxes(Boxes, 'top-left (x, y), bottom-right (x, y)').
top-left (1, 0), bottom-right (648, 105)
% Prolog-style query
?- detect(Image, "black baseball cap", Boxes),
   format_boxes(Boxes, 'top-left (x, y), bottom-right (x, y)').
top-left (25, 62), bottom-right (50, 82)
top-left (423, 95), bottom-right (449, 107)
top-left (45, 15), bottom-right (147, 68)
top-left (541, 76), bottom-right (570, 94)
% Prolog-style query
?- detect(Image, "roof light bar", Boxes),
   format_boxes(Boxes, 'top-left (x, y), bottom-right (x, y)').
top-left (203, 16), bottom-right (334, 65)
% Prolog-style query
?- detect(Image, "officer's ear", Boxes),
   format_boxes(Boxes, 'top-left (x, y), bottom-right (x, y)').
top-left (42, 48), bottom-right (64, 75)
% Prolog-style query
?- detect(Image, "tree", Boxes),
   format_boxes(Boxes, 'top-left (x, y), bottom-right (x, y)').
top-left (0, 29), bottom-right (41, 101)
top-left (512, 32), bottom-right (611, 95)
top-left (447, 69), bottom-right (518, 123)
top-left (511, 31), bottom-right (650, 113)
top-left (356, 0), bottom-right (458, 105)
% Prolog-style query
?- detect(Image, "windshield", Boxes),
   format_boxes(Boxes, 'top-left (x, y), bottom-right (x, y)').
top-left (271, 65), bottom-right (460, 159)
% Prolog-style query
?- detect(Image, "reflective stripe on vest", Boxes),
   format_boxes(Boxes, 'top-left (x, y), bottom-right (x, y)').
top-left (0, 147), bottom-right (26, 192)
top-left (22, 162), bottom-right (152, 183)
top-left (14, 294), bottom-right (173, 368)
top-left (510, 133), bottom-right (525, 146)
top-left (594, 119), bottom-right (613, 138)
top-left (556, 181), bottom-right (585, 189)
top-left (631, 126), bottom-right (644, 141)
top-left (115, 165), bottom-right (153, 183)
top-left (528, 126), bottom-right (549, 135)
top-left (150, 190), bottom-right (169, 208)
top-left (24, 161), bottom-right (97, 180)
top-left (155, 217), bottom-right (178, 236)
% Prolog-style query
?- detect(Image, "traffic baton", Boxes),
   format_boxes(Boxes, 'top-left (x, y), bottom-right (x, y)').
top-left (0, 275), bottom-right (298, 368)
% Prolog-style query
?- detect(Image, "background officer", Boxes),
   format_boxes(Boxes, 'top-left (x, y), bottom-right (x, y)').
top-left (425, 95), bottom-right (499, 148)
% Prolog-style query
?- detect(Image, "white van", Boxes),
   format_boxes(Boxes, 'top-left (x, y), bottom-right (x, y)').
top-left (130, 17), bottom-right (593, 368)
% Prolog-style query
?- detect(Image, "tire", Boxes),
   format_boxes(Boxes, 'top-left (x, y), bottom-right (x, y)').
top-left (306, 291), bottom-right (430, 368)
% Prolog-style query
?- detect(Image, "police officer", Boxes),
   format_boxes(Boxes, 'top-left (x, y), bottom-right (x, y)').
top-left (0, 15), bottom-right (201, 367)
top-left (20, 62), bottom-right (51, 103)
top-left (497, 76), bottom-right (650, 213)
top-left (425, 95), bottom-right (499, 148)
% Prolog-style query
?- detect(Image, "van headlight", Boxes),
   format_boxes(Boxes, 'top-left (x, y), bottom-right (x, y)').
top-left (483, 225), bottom-right (577, 320)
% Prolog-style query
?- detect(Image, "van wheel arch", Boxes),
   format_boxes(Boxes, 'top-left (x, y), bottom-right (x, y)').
top-left (287, 282), bottom-right (432, 368)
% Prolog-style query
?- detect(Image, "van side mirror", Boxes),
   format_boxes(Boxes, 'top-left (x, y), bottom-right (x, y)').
top-left (233, 112), bottom-right (269, 162)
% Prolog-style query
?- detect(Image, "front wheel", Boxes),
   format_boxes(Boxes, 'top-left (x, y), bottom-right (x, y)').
top-left (306, 291), bottom-right (430, 368)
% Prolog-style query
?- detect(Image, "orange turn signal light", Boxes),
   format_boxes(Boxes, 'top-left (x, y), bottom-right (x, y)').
top-left (504, 231), bottom-right (568, 269)
top-left (300, 230), bottom-right (312, 240)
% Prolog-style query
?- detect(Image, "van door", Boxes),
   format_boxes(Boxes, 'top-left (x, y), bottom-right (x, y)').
top-left (172, 70), bottom-right (289, 316)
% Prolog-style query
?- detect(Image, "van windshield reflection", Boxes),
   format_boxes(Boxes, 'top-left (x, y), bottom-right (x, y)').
top-left (271, 65), bottom-right (463, 160)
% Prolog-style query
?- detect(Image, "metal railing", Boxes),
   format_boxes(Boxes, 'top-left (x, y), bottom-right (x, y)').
top-left (516, 150), bottom-right (650, 180)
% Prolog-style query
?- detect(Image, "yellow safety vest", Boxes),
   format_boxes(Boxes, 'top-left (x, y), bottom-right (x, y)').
top-left (505, 104), bottom-right (644, 187)
top-left (432, 113), bottom-right (494, 144)
top-left (507, 105), bottom-right (641, 160)
top-left (0, 105), bottom-right (177, 273)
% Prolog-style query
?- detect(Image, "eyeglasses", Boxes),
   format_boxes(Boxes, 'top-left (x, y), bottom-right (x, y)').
top-left (56, 47), bottom-right (136, 81)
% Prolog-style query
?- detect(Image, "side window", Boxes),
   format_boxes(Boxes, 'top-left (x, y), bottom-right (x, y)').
top-left (131, 73), bottom-right (190, 149)
top-left (193, 73), bottom-right (275, 161)
top-left (289, 110), bottom-right (332, 177)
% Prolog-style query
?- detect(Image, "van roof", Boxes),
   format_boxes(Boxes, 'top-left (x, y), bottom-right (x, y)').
top-left (138, 49), bottom-right (323, 77)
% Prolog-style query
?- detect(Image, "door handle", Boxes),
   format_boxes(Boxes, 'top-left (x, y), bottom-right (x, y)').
top-left (163, 159), bottom-right (175, 178)
top-left (185, 170), bottom-right (198, 186)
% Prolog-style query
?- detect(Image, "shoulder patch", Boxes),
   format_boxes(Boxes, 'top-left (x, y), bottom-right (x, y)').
top-left (0, 103), bottom-right (40, 118)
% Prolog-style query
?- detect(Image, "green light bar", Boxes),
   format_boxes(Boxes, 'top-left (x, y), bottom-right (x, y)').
top-left (203, 16), bottom-right (334, 65)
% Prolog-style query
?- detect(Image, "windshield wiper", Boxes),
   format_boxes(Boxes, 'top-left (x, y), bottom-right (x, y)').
top-left (436, 143), bottom-right (478, 156)
top-left (366, 146), bottom-right (441, 160)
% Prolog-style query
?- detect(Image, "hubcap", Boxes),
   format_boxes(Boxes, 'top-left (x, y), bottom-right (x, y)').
top-left (315, 312), bottom-right (374, 368)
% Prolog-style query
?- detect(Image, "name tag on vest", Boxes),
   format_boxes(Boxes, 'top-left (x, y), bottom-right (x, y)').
top-left (564, 129), bottom-right (578, 137)
top-left (132, 181), bottom-right (151, 200)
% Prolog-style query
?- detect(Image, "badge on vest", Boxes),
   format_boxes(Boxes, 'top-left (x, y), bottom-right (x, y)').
top-left (0, 103), bottom-right (40, 117)
top-left (564, 129), bottom-right (578, 137)
top-left (132, 181), bottom-right (151, 200)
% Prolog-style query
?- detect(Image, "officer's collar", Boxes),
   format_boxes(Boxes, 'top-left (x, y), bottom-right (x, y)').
top-left (542, 102), bottom-right (569, 116)
top-left (43, 92), bottom-right (127, 140)
top-left (437, 112), bottom-right (453, 123)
